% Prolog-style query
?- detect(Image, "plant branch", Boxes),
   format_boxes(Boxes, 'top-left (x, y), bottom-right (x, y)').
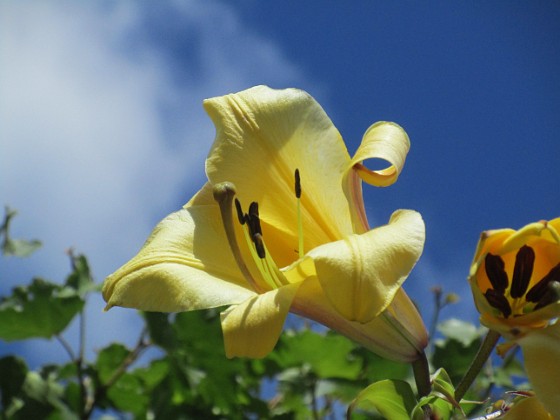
top-left (55, 334), bottom-right (76, 361)
top-left (82, 327), bottom-right (151, 419)
top-left (454, 329), bottom-right (501, 402)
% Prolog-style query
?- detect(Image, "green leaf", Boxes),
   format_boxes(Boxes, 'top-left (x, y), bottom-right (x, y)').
top-left (431, 368), bottom-right (458, 407)
top-left (272, 329), bottom-right (362, 380)
top-left (2, 238), bottom-right (42, 257)
top-left (143, 312), bottom-right (176, 349)
top-left (348, 379), bottom-right (416, 420)
top-left (0, 356), bottom-right (28, 407)
top-left (9, 370), bottom-right (76, 420)
top-left (133, 359), bottom-right (170, 389)
top-left (0, 278), bottom-right (84, 341)
top-left (106, 372), bottom-right (148, 415)
top-left (1, 207), bottom-right (42, 257)
top-left (65, 254), bottom-right (98, 296)
top-left (142, 309), bottom-right (269, 418)
top-left (411, 369), bottom-right (458, 420)
top-left (433, 341), bottom-right (482, 388)
top-left (353, 346), bottom-right (410, 383)
top-left (95, 343), bottom-right (130, 384)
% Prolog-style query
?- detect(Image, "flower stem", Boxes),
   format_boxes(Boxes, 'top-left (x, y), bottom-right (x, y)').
top-left (412, 350), bottom-right (431, 397)
top-left (454, 329), bottom-right (501, 402)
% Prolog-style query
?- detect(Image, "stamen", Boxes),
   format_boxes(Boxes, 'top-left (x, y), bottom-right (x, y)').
top-left (510, 245), bottom-right (535, 298)
top-left (247, 202), bottom-right (262, 236)
top-left (252, 232), bottom-right (266, 259)
top-left (212, 182), bottom-right (261, 292)
top-left (484, 253), bottom-right (509, 294)
top-left (484, 288), bottom-right (512, 318)
top-left (534, 281), bottom-right (560, 311)
top-left (234, 198), bottom-right (246, 225)
top-left (235, 200), bottom-right (289, 290)
top-left (239, 225), bottom-right (277, 290)
top-left (526, 263), bottom-right (560, 302)
top-left (294, 169), bottom-right (302, 199)
top-left (262, 241), bottom-right (288, 287)
top-left (295, 169), bottom-right (304, 258)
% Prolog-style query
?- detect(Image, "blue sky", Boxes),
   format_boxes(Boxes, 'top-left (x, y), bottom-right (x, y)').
top-left (1, 1), bottom-right (559, 367)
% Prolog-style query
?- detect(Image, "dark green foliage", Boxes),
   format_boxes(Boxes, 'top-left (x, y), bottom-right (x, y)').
top-left (0, 210), bottom-right (533, 419)
top-left (0, 278), bottom-right (84, 341)
top-left (0, 356), bottom-right (27, 408)
top-left (433, 319), bottom-right (484, 386)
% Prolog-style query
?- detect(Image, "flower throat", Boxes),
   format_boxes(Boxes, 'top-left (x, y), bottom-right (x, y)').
top-left (213, 170), bottom-right (305, 292)
top-left (483, 245), bottom-right (560, 318)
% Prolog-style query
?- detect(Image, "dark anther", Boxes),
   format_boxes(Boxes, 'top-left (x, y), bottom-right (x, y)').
top-left (484, 288), bottom-right (512, 318)
top-left (484, 253), bottom-right (509, 294)
top-left (534, 281), bottom-right (560, 311)
top-left (247, 202), bottom-right (262, 237)
top-left (234, 198), bottom-right (246, 225)
top-left (526, 263), bottom-right (560, 303)
top-left (294, 169), bottom-right (301, 199)
top-left (510, 246), bottom-right (535, 298)
top-left (252, 233), bottom-right (266, 259)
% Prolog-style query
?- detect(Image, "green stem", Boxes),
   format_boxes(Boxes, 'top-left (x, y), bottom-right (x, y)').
top-left (78, 311), bottom-right (87, 420)
top-left (454, 329), bottom-right (501, 402)
top-left (427, 287), bottom-right (442, 355)
top-left (412, 351), bottom-right (431, 398)
top-left (55, 334), bottom-right (76, 361)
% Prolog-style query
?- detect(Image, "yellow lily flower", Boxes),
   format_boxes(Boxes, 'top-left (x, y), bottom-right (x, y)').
top-left (501, 394), bottom-right (554, 419)
top-left (103, 86), bottom-right (427, 362)
top-left (469, 218), bottom-right (560, 418)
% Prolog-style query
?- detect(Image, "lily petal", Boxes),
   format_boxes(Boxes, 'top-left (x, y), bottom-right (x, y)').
top-left (384, 288), bottom-right (429, 352)
top-left (501, 218), bottom-right (560, 253)
top-left (344, 122), bottom-right (410, 232)
top-left (291, 278), bottom-right (426, 362)
top-left (220, 282), bottom-right (301, 358)
top-left (350, 121), bottom-right (410, 188)
top-left (309, 209), bottom-right (425, 323)
top-left (518, 321), bottom-right (560, 418)
top-left (502, 396), bottom-right (554, 419)
top-left (479, 302), bottom-right (560, 339)
top-left (204, 85), bottom-right (354, 252)
top-left (103, 191), bottom-right (255, 312)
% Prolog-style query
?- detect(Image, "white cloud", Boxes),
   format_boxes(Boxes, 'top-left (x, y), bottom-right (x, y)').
top-left (0, 1), bottom-right (309, 362)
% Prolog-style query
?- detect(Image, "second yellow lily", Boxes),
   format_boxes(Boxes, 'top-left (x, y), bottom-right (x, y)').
top-left (469, 218), bottom-right (560, 418)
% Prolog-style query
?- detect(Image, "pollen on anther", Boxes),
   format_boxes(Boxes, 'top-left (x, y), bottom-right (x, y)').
top-left (252, 233), bottom-right (266, 259)
top-left (526, 263), bottom-right (560, 303)
top-left (247, 202), bottom-right (262, 236)
top-left (234, 198), bottom-right (246, 225)
top-left (510, 245), bottom-right (535, 299)
top-left (485, 288), bottom-right (512, 318)
top-left (294, 169), bottom-right (302, 199)
top-left (485, 253), bottom-right (509, 294)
